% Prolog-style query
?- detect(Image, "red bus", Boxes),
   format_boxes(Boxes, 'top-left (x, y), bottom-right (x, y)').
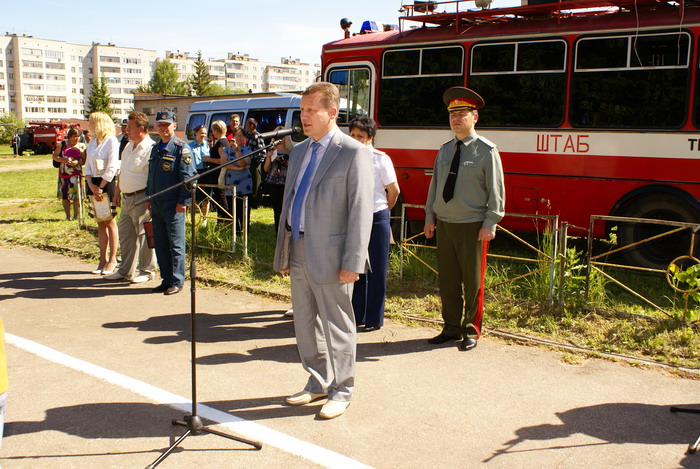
top-left (321, 0), bottom-right (700, 269)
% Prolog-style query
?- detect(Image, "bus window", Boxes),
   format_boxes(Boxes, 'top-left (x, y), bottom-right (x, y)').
top-left (571, 32), bottom-right (690, 128)
top-left (210, 112), bottom-right (240, 133)
top-left (246, 109), bottom-right (288, 134)
top-left (329, 68), bottom-right (371, 124)
top-left (468, 40), bottom-right (566, 127)
top-left (290, 110), bottom-right (306, 142)
top-left (694, 46), bottom-right (700, 128)
top-left (379, 45), bottom-right (464, 126)
top-left (186, 113), bottom-right (206, 140)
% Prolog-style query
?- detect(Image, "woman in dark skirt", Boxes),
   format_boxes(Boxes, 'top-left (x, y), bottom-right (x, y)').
top-left (349, 116), bottom-right (400, 332)
top-left (201, 120), bottom-right (230, 219)
top-left (84, 111), bottom-right (120, 275)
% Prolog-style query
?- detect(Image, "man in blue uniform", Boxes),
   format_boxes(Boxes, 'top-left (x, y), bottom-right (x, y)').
top-left (146, 111), bottom-right (196, 295)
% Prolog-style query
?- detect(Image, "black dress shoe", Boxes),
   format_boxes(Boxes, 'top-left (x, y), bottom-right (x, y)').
top-left (151, 284), bottom-right (169, 293)
top-left (165, 285), bottom-right (183, 295)
top-left (428, 332), bottom-right (459, 344)
top-left (460, 338), bottom-right (478, 351)
top-left (361, 326), bottom-right (381, 332)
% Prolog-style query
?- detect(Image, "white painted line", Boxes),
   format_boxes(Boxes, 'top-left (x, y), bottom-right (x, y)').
top-left (6, 333), bottom-right (372, 469)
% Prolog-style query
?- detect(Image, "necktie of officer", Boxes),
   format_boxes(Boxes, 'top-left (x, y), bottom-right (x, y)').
top-left (291, 141), bottom-right (321, 241)
top-left (442, 140), bottom-right (463, 203)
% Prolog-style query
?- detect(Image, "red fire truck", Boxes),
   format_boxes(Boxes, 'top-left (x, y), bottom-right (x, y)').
top-left (17, 122), bottom-right (69, 155)
top-left (321, 0), bottom-right (700, 268)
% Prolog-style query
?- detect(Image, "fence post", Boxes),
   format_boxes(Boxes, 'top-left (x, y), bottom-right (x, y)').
top-left (547, 216), bottom-right (559, 305)
top-left (78, 174), bottom-right (85, 228)
top-left (242, 195), bottom-right (249, 259)
top-left (558, 222), bottom-right (569, 309)
top-left (584, 216), bottom-right (596, 302)
top-left (399, 204), bottom-right (406, 279)
top-left (231, 187), bottom-right (237, 254)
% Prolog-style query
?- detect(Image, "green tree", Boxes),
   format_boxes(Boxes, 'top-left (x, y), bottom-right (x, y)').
top-left (143, 59), bottom-right (189, 95)
top-left (208, 83), bottom-right (248, 96)
top-left (86, 75), bottom-right (114, 119)
top-left (189, 51), bottom-right (213, 96)
top-left (0, 112), bottom-right (26, 145)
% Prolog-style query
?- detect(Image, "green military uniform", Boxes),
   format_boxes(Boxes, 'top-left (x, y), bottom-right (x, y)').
top-left (425, 131), bottom-right (505, 339)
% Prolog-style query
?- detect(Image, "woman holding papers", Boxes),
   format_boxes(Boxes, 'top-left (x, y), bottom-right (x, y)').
top-left (84, 111), bottom-right (121, 275)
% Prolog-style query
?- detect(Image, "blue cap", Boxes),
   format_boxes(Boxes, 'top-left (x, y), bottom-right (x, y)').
top-left (156, 111), bottom-right (175, 123)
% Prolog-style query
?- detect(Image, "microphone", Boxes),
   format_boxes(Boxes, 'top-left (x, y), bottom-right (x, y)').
top-left (259, 127), bottom-right (300, 140)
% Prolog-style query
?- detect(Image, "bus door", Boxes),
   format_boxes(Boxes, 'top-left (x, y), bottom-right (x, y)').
top-left (326, 63), bottom-right (374, 126)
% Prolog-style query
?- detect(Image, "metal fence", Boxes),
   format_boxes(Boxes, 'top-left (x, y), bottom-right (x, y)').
top-left (585, 215), bottom-right (698, 319)
top-left (397, 204), bottom-right (561, 305)
top-left (397, 205), bottom-right (700, 319)
top-left (192, 183), bottom-right (249, 257)
top-left (78, 179), bottom-right (250, 257)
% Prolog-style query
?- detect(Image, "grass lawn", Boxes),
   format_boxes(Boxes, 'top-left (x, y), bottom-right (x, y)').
top-left (0, 154), bottom-right (697, 371)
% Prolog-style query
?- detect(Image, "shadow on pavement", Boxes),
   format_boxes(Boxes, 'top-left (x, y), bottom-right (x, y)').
top-left (3, 402), bottom-right (259, 463)
top-left (6, 402), bottom-right (195, 439)
top-left (104, 311), bottom-right (435, 363)
top-left (485, 403), bottom-right (700, 468)
top-left (0, 270), bottom-right (149, 300)
top-left (104, 311), bottom-right (293, 344)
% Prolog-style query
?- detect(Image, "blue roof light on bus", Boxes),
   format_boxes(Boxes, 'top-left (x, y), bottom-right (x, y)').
top-left (360, 21), bottom-right (379, 34)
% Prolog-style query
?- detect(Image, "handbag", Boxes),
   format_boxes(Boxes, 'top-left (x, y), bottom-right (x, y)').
top-left (143, 221), bottom-right (155, 249)
top-left (52, 141), bottom-right (66, 168)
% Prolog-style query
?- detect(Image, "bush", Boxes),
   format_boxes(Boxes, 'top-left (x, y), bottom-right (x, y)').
top-left (0, 113), bottom-right (26, 145)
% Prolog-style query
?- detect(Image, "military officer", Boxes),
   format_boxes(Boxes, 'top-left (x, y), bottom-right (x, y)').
top-left (424, 87), bottom-right (505, 351)
top-left (145, 111), bottom-right (196, 295)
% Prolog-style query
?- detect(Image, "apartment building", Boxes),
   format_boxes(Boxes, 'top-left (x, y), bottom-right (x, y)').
top-left (166, 51), bottom-right (319, 94)
top-left (0, 33), bottom-right (157, 122)
top-left (0, 33), bottom-right (320, 122)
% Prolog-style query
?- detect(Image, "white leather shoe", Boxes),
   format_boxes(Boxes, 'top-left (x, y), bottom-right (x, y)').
top-left (285, 390), bottom-right (327, 406)
top-left (283, 308), bottom-right (294, 317)
top-left (319, 400), bottom-right (350, 419)
top-left (103, 272), bottom-right (126, 281)
top-left (131, 273), bottom-right (154, 284)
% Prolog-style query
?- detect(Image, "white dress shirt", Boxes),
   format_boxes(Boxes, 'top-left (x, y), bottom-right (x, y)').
top-left (370, 146), bottom-right (398, 213)
top-left (119, 135), bottom-right (155, 193)
top-left (287, 126), bottom-right (338, 232)
top-left (84, 135), bottom-right (120, 182)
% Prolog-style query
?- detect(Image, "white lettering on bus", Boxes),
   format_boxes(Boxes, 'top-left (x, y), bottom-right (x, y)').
top-left (536, 134), bottom-right (589, 153)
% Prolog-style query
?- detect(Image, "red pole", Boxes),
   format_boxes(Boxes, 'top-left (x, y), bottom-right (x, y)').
top-left (473, 240), bottom-right (488, 338)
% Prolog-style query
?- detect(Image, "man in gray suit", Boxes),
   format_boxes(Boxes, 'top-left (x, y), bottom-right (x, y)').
top-left (273, 82), bottom-right (374, 419)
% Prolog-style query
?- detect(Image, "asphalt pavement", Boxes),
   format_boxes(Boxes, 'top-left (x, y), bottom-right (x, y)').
top-left (0, 245), bottom-right (698, 469)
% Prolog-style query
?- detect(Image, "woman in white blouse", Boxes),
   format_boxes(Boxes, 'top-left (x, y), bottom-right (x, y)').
top-left (84, 111), bottom-right (121, 275)
top-left (349, 116), bottom-right (400, 332)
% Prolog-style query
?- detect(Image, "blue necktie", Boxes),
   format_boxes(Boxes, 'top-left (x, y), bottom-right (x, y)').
top-left (291, 142), bottom-right (320, 241)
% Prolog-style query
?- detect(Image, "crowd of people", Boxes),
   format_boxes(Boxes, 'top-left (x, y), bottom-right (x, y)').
top-left (51, 81), bottom-right (504, 420)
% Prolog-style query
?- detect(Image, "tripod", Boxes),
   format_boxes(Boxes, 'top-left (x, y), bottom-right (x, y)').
top-left (138, 140), bottom-right (282, 468)
top-left (670, 406), bottom-right (700, 455)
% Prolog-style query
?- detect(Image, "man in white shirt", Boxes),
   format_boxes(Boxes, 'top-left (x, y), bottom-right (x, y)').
top-left (105, 112), bottom-right (156, 283)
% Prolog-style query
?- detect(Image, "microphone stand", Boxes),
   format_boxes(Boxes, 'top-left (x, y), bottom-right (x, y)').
top-left (137, 139), bottom-right (282, 468)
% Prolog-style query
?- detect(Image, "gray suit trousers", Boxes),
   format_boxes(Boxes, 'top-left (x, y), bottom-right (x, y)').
top-left (290, 236), bottom-right (356, 402)
top-left (116, 193), bottom-right (156, 279)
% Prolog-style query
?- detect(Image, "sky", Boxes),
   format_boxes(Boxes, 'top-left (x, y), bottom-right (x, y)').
top-left (1, 0), bottom-right (520, 65)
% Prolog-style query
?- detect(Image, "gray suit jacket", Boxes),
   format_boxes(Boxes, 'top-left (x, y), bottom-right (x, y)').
top-left (273, 129), bottom-right (374, 285)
